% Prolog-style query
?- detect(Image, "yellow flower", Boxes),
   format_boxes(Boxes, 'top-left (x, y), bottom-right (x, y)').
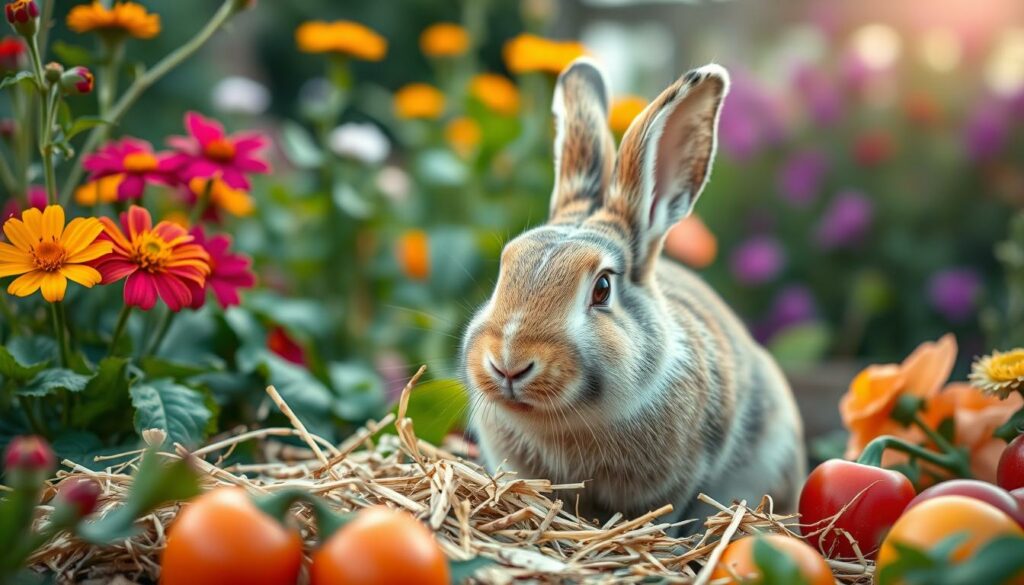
top-left (74, 174), bottom-right (122, 206)
top-left (397, 230), bottom-right (429, 280)
top-left (609, 96), bottom-right (647, 135)
top-left (445, 117), bottom-right (481, 158)
top-left (503, 33), bottom-right (586, 75)
top-left (0, 205), bottom-right (111, 302)
top-left (189, 177), bottom-right (255, 218)
top-left (394, 83), bottom-right (445, 120)
top-left (66, 2), bottom-right (160, 40)
top-left (469, 73), bottom-right (520, 115)
top-left (295, 20), bottom-right (387, 61)
top-left (420, 22), bottom-right (469, 58)
top-left (970, 349), bottom-right (1024, 399)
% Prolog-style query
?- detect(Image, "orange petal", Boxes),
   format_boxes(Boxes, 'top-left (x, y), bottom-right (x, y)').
top-left (61, 217), bottom-right (104, 255)
top-left (40, 271), bottom-right (67, 302)
top-left (902, 333), bottom-right (957, 398)
top-left (18, 207), bottom-right (43, 239)
top-left (66, 240), bottom-right (113, 264)
top-left (0, 241), bottom-right (31, 263)
top-left (3, 217), bottom-right (36, 251)
top-left (7, 270), bottom-right (46, 297)
top-left (60, 264), bottom-right (102, 287)
top-left (0, 261), bottom-right (34, 277)
top-left (41, 205), bottom-right (66, 241)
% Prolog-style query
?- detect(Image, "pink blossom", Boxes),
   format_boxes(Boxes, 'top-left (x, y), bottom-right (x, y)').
top-left (82, 138), bottom-right (178, 200)
top-left (166, 111), bottom-right (270, 190)
top-left (184, 226), bottom-right (256, 310)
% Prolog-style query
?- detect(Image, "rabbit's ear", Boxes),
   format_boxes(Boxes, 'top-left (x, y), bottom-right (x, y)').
top-left (549, 58), bottom-right (616, 225)
top-left (609, 65), bottom-right (728, 280)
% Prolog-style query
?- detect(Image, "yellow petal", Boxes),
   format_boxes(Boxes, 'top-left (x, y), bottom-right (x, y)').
top-left (40, 271), bottom-right (68, 302)
top-left (66, 240), bottom-right (112, 263)
top-left (7, 270), bottom-right (46, 297)
top-left (60, 264), bottom-right (101, 287)
top-left (19, 207), bottom-right (43, 239)
top-left (41, 205), bottom-right (66, 241)
top-left (0, 241), bottom-right (31, 263)
top-left (3, 218), bottom-right (37, 251)
top-left (61, 217), bottom-right (104, 255)
top-left (0, 261), bottom-right (35, 277)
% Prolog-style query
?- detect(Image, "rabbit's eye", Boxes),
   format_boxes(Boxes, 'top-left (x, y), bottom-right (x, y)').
top-left (591, 274), bottom-right (611, 306)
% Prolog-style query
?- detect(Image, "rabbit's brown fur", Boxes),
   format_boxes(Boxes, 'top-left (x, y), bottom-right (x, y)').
top-left (461, 59), bottom-right (805, 529)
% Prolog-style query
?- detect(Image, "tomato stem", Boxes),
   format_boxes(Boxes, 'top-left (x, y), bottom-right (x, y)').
top-left (857, 435), bottom-right (973, 479)
top-left (251, 488), bottom-right (353, 540)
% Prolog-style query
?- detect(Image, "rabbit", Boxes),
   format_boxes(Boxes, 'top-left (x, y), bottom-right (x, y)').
top-left (460, 57), bottom-right (805, 531)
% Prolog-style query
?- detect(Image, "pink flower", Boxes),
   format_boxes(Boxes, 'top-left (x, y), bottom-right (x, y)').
top-left (92, 206), bottom-right (210, 311)
top-left (166, 111), bottom-right (270, 190)
top-left (81, 138), bottom-right (177, 201)
top-left (184, 226), bottom-right (255, 310)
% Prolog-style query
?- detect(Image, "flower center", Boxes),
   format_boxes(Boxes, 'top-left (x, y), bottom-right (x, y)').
top-left (123, 151), bottom-right (158, 172)
top-left (989, 350), bottom-right (1024, 382)
top-left (31, 239), bottom-right (66, 271)
top-left (204, 138), bottom-right (236, 161)
top-left (131, 232), bottom-right (172, 272)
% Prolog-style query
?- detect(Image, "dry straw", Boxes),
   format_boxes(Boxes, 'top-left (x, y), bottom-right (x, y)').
top-left (28, 366), bottom-right (874, 583)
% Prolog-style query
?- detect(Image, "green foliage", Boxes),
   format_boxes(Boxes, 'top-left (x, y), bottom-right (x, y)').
top-left (877, 534), bottom-right (1024, 585)
top-left (129, 380), bottom-right (213, 448)
top-left (752, 538), bottom-right (809, 585)
top-left (385, 379), bottom-right (469, 445)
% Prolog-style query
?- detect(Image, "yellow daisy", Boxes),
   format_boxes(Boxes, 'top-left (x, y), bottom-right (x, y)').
top-left (0, 205), bottom-right (112, 302)
top-left (66, 2), bottom-right (161, 40)
top-left (970, 349), bottom-right (1024, 399)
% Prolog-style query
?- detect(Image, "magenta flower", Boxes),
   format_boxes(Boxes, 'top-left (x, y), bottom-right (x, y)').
top-left (928, 268), bottom-right (982, 323)
top-left (777, 150), bottom-right (829, 207)
top-left (730, 236), bottom-right (786, 285)
top-left (166, 111), bottom-right (270, 190)
top-left (82, 138), bottom-right (177, 200)
top-left (815, 190), bottom-right (873, 249)
top-left (717, 69), bottom-right (786, 161)
top-left (184, 226), bottom-right (256, 310)
top-left (792, 64), bottom-right (843, 126)
top-left (754, 285), bottom-right (818, 343)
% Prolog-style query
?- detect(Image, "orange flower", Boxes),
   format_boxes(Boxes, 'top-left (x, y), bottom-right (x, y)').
top-left (445, 117), bottom-right (481, 158)
top-left (74, 174), bottom-right (122, 206)
top-left (503, 34), bottom-right (586, 75)
top-left (66, 2), bottom-right (160, 39)
top-left (394, 83), bottom-right (445, 120)
top-left (188, 177), bottom-right (255, 218)
top-left (295, 21), bottom-right (387, 61)
top-left (469, 73), bottom-right (519, 116)
top-left (927, 383), bottom-right (1024, 482)
top-left (397, 230), bottom-right (429, 280)
top-left (840, 334), bottom-right (957, 461)
top-left (609, 96), bottom-right (647, 135)
top-left (663, 216), bottom-right (717, 269)
top-left (420, 23), bottom-right (469, 58)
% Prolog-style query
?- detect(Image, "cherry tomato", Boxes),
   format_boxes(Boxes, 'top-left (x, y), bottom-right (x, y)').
top-left (160, 487), bottom-right (302, 585)
top-left (998, 434), bottom-right (1024, 492)
top-left (798, 459), bottom-right (915, 560)
top-left (907, 479), bottom-right (1024, 528)
top-left (878, 495), bottom-right (1024, 581)
top-left (711, 534), bottom-right (833, 585)
top-left (310, 505), bottom-right (449, 585)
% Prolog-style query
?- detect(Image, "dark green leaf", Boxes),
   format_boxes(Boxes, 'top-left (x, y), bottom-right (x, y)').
top-left (0, 71), bottom-right (34, 90)
top-left (0, 345), bottom-right (49, 382)
top-left (71, 357), bottom-right (132, 430)
top-left (64, 116), bottom-right (113, 140)
top-left (877, 540), bottom-right (942, 585)
top-left (996, 408), bottom-right (1024, 442)
top-left (328, 361), bottom-right (386, 422)
top-left (17, 368), bottom-right (91, 397)
top-left (942, 535), bottom-right (1024, 585)
top-left (139, 356), bottom-right (217, 380)
top-left (385, 379), bottom-right (468, 445)
top-left (263, 354), bottom-right (335, 440)
top-left (130, 380), bottom-right (212, 448)
top-left (753, 538), bottom-right (809, 585)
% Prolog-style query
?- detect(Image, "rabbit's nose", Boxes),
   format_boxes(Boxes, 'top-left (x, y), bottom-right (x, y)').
top-left (488, 359), bottom-right (535, 383)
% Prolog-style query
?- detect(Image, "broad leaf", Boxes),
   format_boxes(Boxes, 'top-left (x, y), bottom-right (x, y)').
top-left (280, 121), bottom-right (324, 168)
top-left (130, 380), bottom-right (212, 448)
top-left (17, 368), bottom-right (91, 397)
top-left (329, 361), bottom-right (386, 422)
top-left (263, 354), bottom-right (336, 440)
top-left (139, 356), bottom-right (217, 380)
top-left (0, 346), bottom-right (49, 382)
top-left (0, 71), bottom-right (34, 90)
top-left (72, 357), bottom-right (133, 432)
top-left (65, 116), bottom-right (113, 140)
top-left (386, 378), bottom-right (468, 445)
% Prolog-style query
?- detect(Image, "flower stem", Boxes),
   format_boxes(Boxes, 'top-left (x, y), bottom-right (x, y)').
top-left (0, 294), bottom-right (26, 337)
top-left (59, 0), bottom-right (242, 205)
top-left (109, 304), bottom-right (132, 356)
top-left (912, 413), bottom-right (959, 454)
top-left (857, 435), bottom-right (973, 479)
top-left (142, 308), bottom-right (175, 358)
top-left (97, 36), bottom-right (125, 117)
top-left (17, 396), bottom-right (46, 436)
top-left (50, 301), bottom-right (70, 368)
top-left (188, 179), bottom-right (214, 225)
top-left (26, 37), bottom-right (46, 92)
top-left (39, 86), bottom-right (60, 202)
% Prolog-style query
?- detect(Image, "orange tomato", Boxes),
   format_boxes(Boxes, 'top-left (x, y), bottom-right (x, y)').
top-left (712, 534), bottom-right (833, 585)
top-left (160, 487), bottom-right (302, 585)
top-left (877, 495), bottom-right (1024, 584)
top-left (310, 505), bottom-right (449, 585)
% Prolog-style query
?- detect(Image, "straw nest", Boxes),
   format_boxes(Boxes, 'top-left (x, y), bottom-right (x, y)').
top-left (28, 367), bottom-right (874, 584)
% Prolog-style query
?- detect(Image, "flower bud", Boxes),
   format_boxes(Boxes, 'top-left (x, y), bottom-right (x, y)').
top-left (43, 61), bottom-right (63, 83)
top-left (55, 478), bottom-right (101, 517)
top-left (60, 65), bottom-right (93, 95)
top-left (0, 36), bottom-right (26, 73)
top-left (4, 0), bottom-right (39, 37)
top-left (3, 435), bottom-right (55, 489)
top-left (0, 118), bottom-right (15, 139)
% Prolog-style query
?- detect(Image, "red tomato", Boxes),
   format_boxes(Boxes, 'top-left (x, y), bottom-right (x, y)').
top-left (712, 534), bottom-right (833, 585)
top-left (907, 479), bottom-right (1024, 528)
top-left (998, 434), bottom-right (1024, 492)
top-left (310, 506), bottom-right (449, 585)
top-left (161, 487), bottom-right (302, 585)
top-left (798, 459), bottom-right (916, 560)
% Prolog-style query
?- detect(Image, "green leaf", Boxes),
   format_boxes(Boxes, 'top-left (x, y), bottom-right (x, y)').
top-left (767, 323), bottom-right (831, 370)
top-left (428, 227), bottom-right (480, 297)
top-left (77, 448), bottom-right (199, 544)
top-left (71, 357), bottom-right (133, 433)
top-left (51, 41), bottom-right (93, 65)
top-left (262, 354), bottom-right (336, 439)
top-left (0, 345), bottom-right (49, 382)
top-left (328, 361), bottom-right (387, 422)
top-left (753, 538), bottom-right (809, 585)
top-left (17, 368), bottom-right (91, 396)
top-left (130, 380), bottom-right (212, 448)
top-left (877, 540), bottom-right (942, 585)
top-left (995, 408), bottom-right (1024, 442)
top-left (139, 356), bottom-right (217, 380)
top-left (280, 121), bottom-right (324, 168)
top-left (0, 71), bottom-right (34, 90)
top-left (942, 535), bottom-right (1024, 585)
top-left (449, 556), bottom-right (494, 584)
top-left (385, 379), bottom-right (468, 446)
top-left (6, 336), bottom-right (57, 368)
top-left (64, 116), bottom-right (113, 140)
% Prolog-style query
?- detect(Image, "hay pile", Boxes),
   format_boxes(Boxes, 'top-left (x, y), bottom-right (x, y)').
top-left (29, 367), bottom-right (874, 584)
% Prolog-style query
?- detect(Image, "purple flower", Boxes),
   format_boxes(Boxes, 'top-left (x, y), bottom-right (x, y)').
top-left (964, 105), bottom-right (1007, 161)
top-left (927, 268), bottom-right (981, 323)
top-left (754, 285), bottom-right (818, 343)
top-left (730, 236), bottom-right (786, 285)
top-left (815, 190), bottom-right (873, 249)
top-left (792, 64), bottom-right (844, 126)
top-left (718, 70), bottom-right (786, 161)
top-left (777, 150), bottom-right (829, 207)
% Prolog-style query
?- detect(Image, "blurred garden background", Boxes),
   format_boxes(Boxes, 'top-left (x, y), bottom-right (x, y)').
top-left (2, 0), bottom-right (1024, 458)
